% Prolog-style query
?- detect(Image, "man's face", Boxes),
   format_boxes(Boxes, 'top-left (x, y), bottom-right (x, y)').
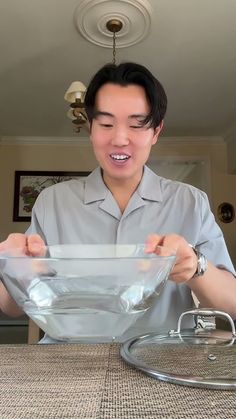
top-left (90, 83), bottom-right (162, 185)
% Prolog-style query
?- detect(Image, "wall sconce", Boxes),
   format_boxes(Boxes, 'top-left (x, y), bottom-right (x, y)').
top-left (64, 81), bottom-right (89, 133)
top-left (64, 19), bottom-right (123, 133)
top-left (217, 202), bottom-right (235, 223)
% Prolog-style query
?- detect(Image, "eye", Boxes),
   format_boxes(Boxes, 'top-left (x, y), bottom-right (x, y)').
top-left (130, 122), bottom-right (148, 130)
top-left (100, 123), bottom-right (113, 128)
top-left (129, 118), bottom-right (148, 129)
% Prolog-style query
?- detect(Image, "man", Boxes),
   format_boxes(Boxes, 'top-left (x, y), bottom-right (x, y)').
top-left (0, 62), bottom-right (235, 341)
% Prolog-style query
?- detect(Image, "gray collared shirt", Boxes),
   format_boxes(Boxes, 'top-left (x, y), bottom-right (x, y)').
top-left (27, 166), bottom-right (235, 342)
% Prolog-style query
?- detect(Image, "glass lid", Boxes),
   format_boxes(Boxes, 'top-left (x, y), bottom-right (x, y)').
top-left (121, 309), bottom-right (236, 390)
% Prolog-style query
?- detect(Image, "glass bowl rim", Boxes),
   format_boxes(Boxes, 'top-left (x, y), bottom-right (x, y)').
top-left (0, 243), bottom-right (176, 261)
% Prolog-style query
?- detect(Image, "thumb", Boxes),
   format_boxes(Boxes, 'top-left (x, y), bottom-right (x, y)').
top-left (27, 234), bottom-right (46, 257)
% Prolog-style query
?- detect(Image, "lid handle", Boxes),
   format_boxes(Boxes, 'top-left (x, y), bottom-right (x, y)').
top-left (175, 308), bottom-right (236, 337)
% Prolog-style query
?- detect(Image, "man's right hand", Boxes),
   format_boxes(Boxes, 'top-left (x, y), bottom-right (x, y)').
top-left (0, 234), bottom-right (46, 316)
top-left (0, 233), bottom-right (46, 257)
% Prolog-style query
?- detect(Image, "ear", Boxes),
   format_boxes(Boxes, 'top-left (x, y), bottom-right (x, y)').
top-left (152, 120), bottom-right (164, 145)
top-left (88, 120), bottom-right (93, 140)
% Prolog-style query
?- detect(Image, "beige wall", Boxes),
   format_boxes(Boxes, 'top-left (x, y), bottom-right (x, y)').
top-left (228, 137), bottom-right (236, 174)
top-left (0, 141), bottom-right (96, 239)
top-left (0, 137), bottom-right (235, 265)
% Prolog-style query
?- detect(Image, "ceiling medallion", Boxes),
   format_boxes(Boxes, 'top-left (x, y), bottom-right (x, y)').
top-left (74, 0), bottom-right (152, 48)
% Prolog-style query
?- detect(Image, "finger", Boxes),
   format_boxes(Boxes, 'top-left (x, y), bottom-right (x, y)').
top-left (6, 233), bottom-right (27, 248)
top-left (0, 234), bottom-right (28, 256)
top-left (0, 241), bottom-right (6, 252)
top-left (170, 259), bottom-right (197, 283)
top-left (161, 234), bottom-right (184, 253)
top-left (145, 234), bottom-right (177, 257)
top-left (27, 234), bottom-right (46, 257)
top-left (154, 245), bottom-right (176, 257)
top-left (145, 234), bottom-right (164, 253)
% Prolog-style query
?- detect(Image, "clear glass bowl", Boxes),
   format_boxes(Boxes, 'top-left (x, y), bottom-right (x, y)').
top-left (0, 244), bottom-right (176, 342)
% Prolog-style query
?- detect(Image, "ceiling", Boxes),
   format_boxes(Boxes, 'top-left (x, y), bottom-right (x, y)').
top-left (0, 0), bottom-right (236, 140)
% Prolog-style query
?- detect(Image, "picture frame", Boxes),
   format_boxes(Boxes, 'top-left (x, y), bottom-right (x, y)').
top-left (13, 170), bottom-right (90, 222)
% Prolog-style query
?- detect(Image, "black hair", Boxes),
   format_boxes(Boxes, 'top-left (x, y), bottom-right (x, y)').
top-left (84, 62), bottom-right (167, 129)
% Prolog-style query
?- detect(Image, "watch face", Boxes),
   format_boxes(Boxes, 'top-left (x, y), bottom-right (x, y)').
top-left (197, 252), bottom-right (207, 276)
top-left (189, 245), bottom-right (207, 278)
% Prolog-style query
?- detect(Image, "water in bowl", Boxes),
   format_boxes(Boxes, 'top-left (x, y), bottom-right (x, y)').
top-left (25, 307), bottom-right (143, 342)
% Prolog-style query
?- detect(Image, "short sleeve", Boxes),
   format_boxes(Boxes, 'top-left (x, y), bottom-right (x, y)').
top-left (196, 190), bottom-right (235, 275)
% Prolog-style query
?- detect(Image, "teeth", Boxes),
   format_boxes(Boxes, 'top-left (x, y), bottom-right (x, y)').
top-left (111, 154), bottom-right (129, 160)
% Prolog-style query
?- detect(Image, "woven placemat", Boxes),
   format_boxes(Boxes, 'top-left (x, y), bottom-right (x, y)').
top-left (0, 344), bottom-right (235, 418)
top-left (0, 344), bottom-right (109, 419)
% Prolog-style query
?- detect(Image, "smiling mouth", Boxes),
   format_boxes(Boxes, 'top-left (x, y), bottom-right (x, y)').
top-left (110, 154), bottom-right (130, 162)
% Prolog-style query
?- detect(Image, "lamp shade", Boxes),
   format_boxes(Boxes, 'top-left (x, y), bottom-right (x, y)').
top-left (64, 81), bottom-right (87, 103)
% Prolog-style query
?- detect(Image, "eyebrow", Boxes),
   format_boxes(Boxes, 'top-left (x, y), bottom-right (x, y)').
top-left (128, 114), bottom-right (147, 120)
top-left (94, 111), bottom-right (114, 118)
top-left (94, 111), bottom-right (147, 120)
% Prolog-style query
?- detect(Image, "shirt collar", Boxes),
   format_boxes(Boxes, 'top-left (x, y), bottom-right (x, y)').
top-left (84, 167), bottom-right (107, 204)
top-left (137, 165), bottom-right (163, 202)
top-left (84, 165), bottom-right (163, 204)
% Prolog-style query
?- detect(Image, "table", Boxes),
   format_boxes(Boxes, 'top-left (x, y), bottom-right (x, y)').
top-left (0, 343), bottom-right (235, 418)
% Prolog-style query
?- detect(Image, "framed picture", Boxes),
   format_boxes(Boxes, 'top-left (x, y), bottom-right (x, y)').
top-left (13, 170), bottom-right (90, 222)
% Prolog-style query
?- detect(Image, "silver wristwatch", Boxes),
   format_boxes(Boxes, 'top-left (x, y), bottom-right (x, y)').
top-left (190, 246), bottom-right (208, 277)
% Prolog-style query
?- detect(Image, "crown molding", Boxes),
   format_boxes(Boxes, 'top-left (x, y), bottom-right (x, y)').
top-left (0, 136), bottom-right (91, 145)
top-left (0, 135), bottom-right (224, 146)
top-left (158, 136), bottom-right (224, 145)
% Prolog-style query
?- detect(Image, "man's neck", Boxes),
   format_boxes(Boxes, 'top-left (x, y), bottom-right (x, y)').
top-left (102, 170), bottom-right (143, 213)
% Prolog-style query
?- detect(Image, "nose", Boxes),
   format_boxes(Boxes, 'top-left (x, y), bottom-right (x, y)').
top-left (111, 125), bottom-right (130, 146)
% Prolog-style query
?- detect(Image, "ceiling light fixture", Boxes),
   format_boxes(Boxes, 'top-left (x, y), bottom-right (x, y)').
top-left (64, 0), bottom-right (152, 133)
